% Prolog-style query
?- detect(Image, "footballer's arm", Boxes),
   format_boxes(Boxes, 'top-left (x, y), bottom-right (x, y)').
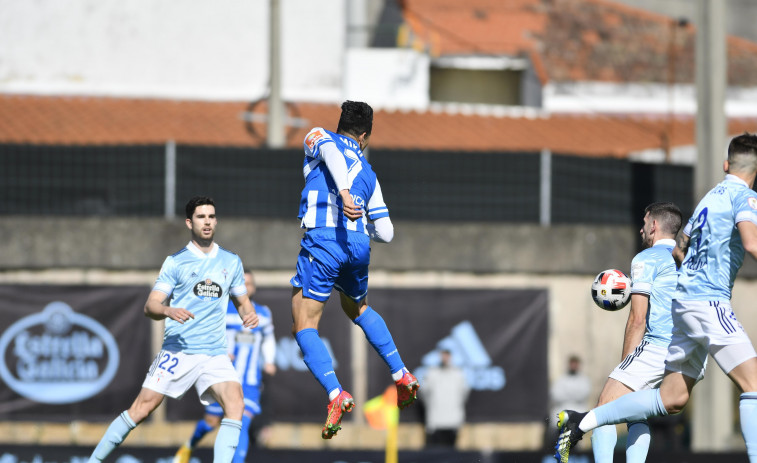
top-left (672, 230), bottom-right (690, 269)
top-left (144, 290), bottom-right (195, 324)
top-left (621, 293), bottom-right (648, 360)
top-left (738, 220), bottom-right (757, 261)
top-left (231, 293), bottom-right (259, 329)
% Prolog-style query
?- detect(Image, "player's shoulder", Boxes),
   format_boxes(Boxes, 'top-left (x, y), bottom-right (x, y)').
top-left (635, 245), bottom-right (673, 265)
top-left (733, 183), bottom-right (757, 206)
top-left (217, 244), bottom-right (239, 257)
top-left (304, 127), bottom-right (334, 149)
top-left (169, 246), bottom-right (189, 258)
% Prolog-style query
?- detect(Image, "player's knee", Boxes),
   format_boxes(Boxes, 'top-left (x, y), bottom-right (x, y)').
top-left (662, 392), bottom-right (689, 415)
top-left (127, 402), bottom-right (154, 424)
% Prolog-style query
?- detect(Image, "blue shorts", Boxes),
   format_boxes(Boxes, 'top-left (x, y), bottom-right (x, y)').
top-left (205, 383), bottom-right (262, 416)
top-left (290, 227), bottom-right (371, 302)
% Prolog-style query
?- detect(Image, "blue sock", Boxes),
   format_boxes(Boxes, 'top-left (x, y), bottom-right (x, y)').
top-left (740, 392), bottom-right (757, 461)
top-left (232, 414), bottom-right (253, 463)
top-left (190, 418), bottom-right (216, 448)
top-left (593, 389), bottom-right (667, 427)
top-left (591, 425), bottom-right (617, 463)
top-left (89, 411), bottom-right (136, 462)
top-left (626, 421), bottom-right (651, 463)
top-left (353, 307), bottom-right (405, 375)
top-left (295, 328), bottom-right (341, 396)
top-left (214, 418), bottom-right (242, 463)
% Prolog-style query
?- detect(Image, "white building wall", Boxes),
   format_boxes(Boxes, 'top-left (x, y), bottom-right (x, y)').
top-left (343, 48), bottom-right (429, 110)
top-left (0, 0), bottom-right (345, 102)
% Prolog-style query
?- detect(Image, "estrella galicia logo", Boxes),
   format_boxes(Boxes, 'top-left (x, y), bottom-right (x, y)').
top-left (194, 279), bottom-right (222, 300)
top-left (414, 320), bottom-right (506, 391)
top-left (0, 301), bottom-right (120, 404)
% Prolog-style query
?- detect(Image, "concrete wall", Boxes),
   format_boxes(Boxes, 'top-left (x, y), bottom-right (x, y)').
top-left (6, 216), bottom-right (757, 275)
top-left (3, 217), bottom-right (640, 273)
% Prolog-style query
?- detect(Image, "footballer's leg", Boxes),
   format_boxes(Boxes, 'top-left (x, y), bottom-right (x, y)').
top-left (175, 410), bottom-right (222, 463)
top-left (210, 381), bottom-right (245, 463)
top-left (592, 378), bottom-right (636, 462)
top-left (727, 356), bottom-right (757, 461)
top-left (292, 288), bottom-right (352, 438)
top-left (341, 293), bottom-right (418, 409)
top-left (89, 388), bottom-right (163, 462)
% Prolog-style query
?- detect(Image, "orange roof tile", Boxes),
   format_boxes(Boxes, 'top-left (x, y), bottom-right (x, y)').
top-left (402, 0), bottom-right (757, 86)
top-left (2, 94), bottom-right (755, 158)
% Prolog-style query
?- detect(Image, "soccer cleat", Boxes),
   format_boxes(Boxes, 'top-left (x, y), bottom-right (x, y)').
top-left (322, 390), bottom-right (355, 439)
top-left (554, 410), bottom-right (587, 463)
top-left (173, 443), bottom-right (192, 463)
top-left (395, 371), bottom-right (420, 409)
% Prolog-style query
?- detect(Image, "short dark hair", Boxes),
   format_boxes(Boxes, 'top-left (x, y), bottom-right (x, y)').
top-left (185, 196), bottom-right (215, 219)
top-left (645, 201), bottom-right (682, 236)
top-left (728, 132), bottom-right (757, 173)
top-left (336, 100), bottom-right (373, 138)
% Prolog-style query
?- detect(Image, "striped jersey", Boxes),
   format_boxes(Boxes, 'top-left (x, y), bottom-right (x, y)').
top-left (675, 174), bottom-right (757, 301)
top-left (225, 299), bottom-right (275, 387)
top-left (629, 238), bottom-right (677, 347)
top-left (153, 241), bottom-right (247, 356)
top-left (299, 127), bottom-right (389, 234)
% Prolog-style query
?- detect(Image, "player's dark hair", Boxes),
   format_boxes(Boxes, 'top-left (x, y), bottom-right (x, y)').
top-left (336, 100), bottom-right (373, 138)
top-left (728, 132), bottom-right (757, 173)
top-left (645, 201), bottom-right (682, 236)
top-left (185, 196), bottom-right (215, 219)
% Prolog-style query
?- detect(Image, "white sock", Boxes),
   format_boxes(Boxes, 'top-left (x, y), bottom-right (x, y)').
top-left (391, 368), bottom-right (407, 381)
top-left (579, 410), bottom-right (599, 432)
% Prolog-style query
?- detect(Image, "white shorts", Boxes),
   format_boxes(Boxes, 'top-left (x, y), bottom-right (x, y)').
top-left (665, 300), bottom-right (757, 377)
top-left (142, 350), bottom-right (240, 405)
top-left (609, 340), bottom-right (669, 391)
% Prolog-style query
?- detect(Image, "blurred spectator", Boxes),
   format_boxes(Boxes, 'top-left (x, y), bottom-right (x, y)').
top-left (544, 355), bottom-right (592, 450)
top-left (421, 347), bottom-right (470, 448)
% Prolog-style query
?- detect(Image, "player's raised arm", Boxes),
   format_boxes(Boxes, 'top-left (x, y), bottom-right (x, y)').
top-left (231, 293), bottom-right (259, 329)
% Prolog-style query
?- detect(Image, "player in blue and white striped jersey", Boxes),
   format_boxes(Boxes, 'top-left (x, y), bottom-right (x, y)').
top-left (175, 271), bottom-right (276, 463)
top-left (590, 202), bottom-right (692, 463)
top-left (290, 101), bottom-right (418, 440)
top-left (89, 197), bottom-right (259, 463)
top-left (555, 133), bottom-right (757, 463)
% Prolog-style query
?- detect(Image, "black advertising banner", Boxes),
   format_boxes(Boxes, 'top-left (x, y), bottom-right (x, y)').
top-left (165, 287), bottom-right (546, 423)
top-left (165, 287), bottom-right (354, 423)
top-left (0, 285), bottom-right (152, 421)
top-left (366, 288), bottom-right (549, 422)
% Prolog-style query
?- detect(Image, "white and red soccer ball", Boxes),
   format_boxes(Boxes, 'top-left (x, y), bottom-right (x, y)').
top-left (591, 269), bottom-right (631, 311)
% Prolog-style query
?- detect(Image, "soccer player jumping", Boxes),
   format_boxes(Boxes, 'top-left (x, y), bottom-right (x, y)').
top-left (555, 133), bottom-right (757, 463)
top-left (290, 100), bottom-right (419, 439)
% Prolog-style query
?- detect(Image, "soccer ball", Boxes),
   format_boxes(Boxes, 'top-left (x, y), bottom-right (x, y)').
top-left (591, 269), bottom-right (631, 311)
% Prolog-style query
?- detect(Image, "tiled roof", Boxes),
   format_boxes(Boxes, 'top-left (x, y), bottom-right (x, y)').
top-left (2, 94), bottom-right (755, 158)
top-left (402, 0), bottom-right (757, 86)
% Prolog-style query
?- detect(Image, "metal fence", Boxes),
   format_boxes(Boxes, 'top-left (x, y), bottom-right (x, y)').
top-left (0, 143), bottom-right (695, 223)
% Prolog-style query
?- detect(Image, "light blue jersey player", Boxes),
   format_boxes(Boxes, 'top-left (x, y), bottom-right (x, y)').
top-left (175, 271), bottom-right (276, 463)
top-left (154, 243), bottom-right (247, 356)
top-left (675, 175), bottom-right (757, 301)
top-left (590, 202), bottom-right (683, 463)
top-left (554, 134), bottom-right (757, 463)
top-left (290, 101), bottom-right (419, 440)
top-left (90, 197), bottom-right (259, 463)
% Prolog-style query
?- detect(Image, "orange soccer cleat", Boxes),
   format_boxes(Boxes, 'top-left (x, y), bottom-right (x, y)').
top-left (395, 371), bottom-right (420, 409)
top-left (322, 390), bottom-right (355, 439)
